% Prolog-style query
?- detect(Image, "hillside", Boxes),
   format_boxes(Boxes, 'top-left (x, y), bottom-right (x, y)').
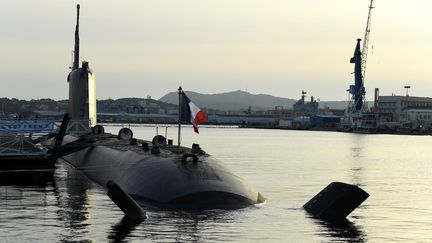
top-left (159, 90), bottom-right (371, 111)
top-left (159, 90), bottom-right (297, 111)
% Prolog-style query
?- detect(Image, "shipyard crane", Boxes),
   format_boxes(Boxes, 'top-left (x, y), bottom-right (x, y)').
top-left (348, 0), bottom-right (375, 114)
top-left (361, 0), bottom-right (374, 83)
top-left (343, 0), bottom-right (376, 131)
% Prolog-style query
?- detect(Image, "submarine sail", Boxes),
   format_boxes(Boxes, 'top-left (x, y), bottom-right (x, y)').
top-left (67, 4), bottom-right (97, 130)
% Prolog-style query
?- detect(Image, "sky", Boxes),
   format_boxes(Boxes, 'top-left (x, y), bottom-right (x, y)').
top-left (1, 0), bottom-right (432, 101)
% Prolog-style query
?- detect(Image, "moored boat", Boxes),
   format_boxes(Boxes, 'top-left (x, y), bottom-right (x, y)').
top-left (0, 119), bottom-right (57, 170)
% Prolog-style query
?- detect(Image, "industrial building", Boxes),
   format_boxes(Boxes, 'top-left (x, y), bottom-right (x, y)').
top-left (378, 95), bottom-right (432, 123)
top-left (309, 115), bottom-right (341, 128)
top-left (405, 109), bottom-right (432, 128)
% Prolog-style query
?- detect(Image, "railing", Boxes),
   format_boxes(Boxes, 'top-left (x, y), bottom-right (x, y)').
top-left (0, 134), bottom-right (48, 156)
top-left (0, 120), bottom-right (57, 156)
top-left (0, 118), bottom-right (92, 156)
top-left (66, 119), bottom-right (92, 134)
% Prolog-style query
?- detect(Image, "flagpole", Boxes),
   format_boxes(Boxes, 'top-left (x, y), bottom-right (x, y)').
top-left (177, 86), bottom-right (182, 150)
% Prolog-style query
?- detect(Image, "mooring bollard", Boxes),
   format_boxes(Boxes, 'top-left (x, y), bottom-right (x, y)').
top-left (106, 180), bottom-right (147, 221)
top-left (303, 181), bottom-right (369, 220)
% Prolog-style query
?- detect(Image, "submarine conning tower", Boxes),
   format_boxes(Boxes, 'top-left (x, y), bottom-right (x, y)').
top-left (67, 4), bottom-right (97, 131)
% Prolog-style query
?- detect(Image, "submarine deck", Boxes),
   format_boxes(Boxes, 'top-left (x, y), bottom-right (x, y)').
top-left (56, 132), bottom-right (263, 209)
top-left (58, 132), bottom-right (207, 159)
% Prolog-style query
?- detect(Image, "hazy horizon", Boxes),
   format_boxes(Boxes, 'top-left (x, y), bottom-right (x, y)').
top-left (2, 1), bottom-right (432, 101)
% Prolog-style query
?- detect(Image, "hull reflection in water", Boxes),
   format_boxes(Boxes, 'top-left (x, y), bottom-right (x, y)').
top-left (0, 165), bottom-right (94, 242)
top-left (309, 217), bottom-right (367, 242)
top-left (0, 169), bottom-right (55, 186)
top-left (109, 208), bottom-right (247, 242)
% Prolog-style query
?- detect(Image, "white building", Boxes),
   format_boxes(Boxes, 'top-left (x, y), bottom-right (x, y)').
top-left (405, 109), bottom-right (432, 128)
top-left (378, 95), bottom-right (432, 123)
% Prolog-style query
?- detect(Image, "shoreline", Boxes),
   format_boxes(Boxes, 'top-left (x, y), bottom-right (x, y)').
top-left (98, 121), bottom-right (432, 136)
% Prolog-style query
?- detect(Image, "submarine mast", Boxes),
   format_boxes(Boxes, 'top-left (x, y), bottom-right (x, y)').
top-left (67, 4), bottom-right (97, 130)
top-left (72, 4), bottom-right (80, 70)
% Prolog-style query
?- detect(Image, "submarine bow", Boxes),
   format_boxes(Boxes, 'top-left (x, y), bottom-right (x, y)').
top-left (60, 134), bottom-right (264, 210)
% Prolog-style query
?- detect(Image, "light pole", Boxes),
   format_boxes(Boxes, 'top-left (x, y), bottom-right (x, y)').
top-left (404, 85), bottom-right (411, 97)
top-left (403, 85), bottom-right (411, 123)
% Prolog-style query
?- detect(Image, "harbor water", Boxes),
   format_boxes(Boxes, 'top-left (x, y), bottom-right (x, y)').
top-left (1, 126), bottom-right (432, 242)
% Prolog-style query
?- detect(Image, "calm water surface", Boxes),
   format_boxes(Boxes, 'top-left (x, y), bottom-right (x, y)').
top-left (1, 126), bottom-right (432, 242)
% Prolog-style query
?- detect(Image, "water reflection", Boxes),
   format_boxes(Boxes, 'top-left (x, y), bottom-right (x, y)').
top-left (7, 128), bottom-right (431, 241)
top-left (166, 210), bottom-right (233, 242)
top-left (53, 163), bottom-right (92, 241)
top-left (0, 163), bottom-right (98, 241)
top-left (0, 169), bottom-right (55, 211)
top-left (310, 216), bottom-right (367, 242)
top-left (108, 209), bottom-right (240, 242)
top-left (109, 217), bottom-right (144, 242)
top-left (349, 136), bottom-right (366, 188)
top-left (0, 163), bottom-right (243, 242)
top-left (0, 169), bottom-right (54, 186)
top-left (0, 169), bottom-right (56, 241)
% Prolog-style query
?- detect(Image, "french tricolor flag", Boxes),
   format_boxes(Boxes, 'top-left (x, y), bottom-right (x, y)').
top-left (181, 93), bottom-right (208, 133)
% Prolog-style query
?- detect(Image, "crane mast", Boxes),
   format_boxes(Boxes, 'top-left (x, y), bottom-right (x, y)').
top-left (343, 0), bottom-right (376, 130)
top-left (361, 0), bottom-right (374, 82)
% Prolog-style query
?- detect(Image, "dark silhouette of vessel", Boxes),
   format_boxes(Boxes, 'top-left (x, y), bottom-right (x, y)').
top-left (53, 5), bottom-right (264, 210)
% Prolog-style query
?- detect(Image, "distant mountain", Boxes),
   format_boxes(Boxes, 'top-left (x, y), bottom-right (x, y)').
top-left (159, 90), bottom-right (297, 111)
top-left (159, 90), bottom-right (374, 111)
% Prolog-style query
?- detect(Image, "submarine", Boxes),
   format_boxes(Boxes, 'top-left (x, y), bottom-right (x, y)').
top-left (53, 4), bottom-right (264, 210)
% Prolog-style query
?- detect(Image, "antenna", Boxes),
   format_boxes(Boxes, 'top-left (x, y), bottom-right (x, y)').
top-left (72, 4), bottom-right (80, 70)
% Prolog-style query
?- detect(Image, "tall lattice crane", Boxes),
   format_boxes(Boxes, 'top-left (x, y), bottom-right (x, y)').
top-left (343, 0), bottom-right (376, 130)
top-left (361, 0), bottom-right (375, 82)
top-left (347, 0), bottom-right (375, 114)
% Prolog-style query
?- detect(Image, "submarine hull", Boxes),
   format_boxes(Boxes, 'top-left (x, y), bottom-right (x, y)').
top-left (60, 134), bottom-right (263, 210)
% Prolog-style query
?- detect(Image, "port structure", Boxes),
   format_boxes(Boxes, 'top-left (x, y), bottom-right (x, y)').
top-left (361, 0), bottom-right (374, 83)
top-left (346, 0), bottom-right (375, 126)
